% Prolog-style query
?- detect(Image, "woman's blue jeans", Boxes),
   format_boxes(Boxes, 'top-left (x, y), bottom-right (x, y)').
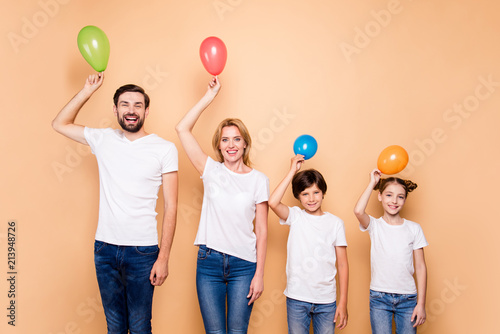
top-left (370, 290), bottom-right (417, 334)
top-left (196, 245), bottom-right (256, 334)
top-left (286, 297), bottom-right (337, 334)
top-left (94, 240), bottom-right (158, 334)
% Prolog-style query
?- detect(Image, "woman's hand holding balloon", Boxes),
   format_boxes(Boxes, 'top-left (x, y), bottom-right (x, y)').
top-left (206, 76), bottom-right (221, 97)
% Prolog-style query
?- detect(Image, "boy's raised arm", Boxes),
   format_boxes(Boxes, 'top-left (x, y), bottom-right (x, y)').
top-left (269, 155), bottom-right (304, 221)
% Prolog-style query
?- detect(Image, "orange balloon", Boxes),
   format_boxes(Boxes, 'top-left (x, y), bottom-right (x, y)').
top-left (377, 145), bottom-right (409, 175)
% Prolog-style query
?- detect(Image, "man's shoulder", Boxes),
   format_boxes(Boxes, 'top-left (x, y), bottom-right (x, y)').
top-left (148, 133), bottom-right (174, 144)
top-left (84, 127), bottom-right (120, 144)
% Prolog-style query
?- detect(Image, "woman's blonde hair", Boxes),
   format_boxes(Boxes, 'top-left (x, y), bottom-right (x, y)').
top-left (212, 118), bottom-right (252, 166)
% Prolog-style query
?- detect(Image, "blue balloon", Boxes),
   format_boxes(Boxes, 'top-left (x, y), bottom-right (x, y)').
top-left (293, 135), bottom-right (318, 160)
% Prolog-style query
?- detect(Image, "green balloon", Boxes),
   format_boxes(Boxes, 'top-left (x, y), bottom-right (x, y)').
top-left (77, 25), bottom-right (110, 72)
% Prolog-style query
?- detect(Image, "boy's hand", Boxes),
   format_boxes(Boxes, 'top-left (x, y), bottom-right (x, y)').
top-left (290, 154), bottom-right (305, 173)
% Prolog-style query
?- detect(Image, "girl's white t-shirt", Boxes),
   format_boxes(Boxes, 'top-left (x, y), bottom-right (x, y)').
top-left (280, 206), bottom-right (347, 304)
top-left (361, 216), bottom-right (428, 294)
top-left (194, 157), bottom-right (269, 262)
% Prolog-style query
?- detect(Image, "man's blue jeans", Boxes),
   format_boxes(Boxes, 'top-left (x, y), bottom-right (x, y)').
top-left (196, 245), bottom-right (256, 334)
top-left (286, 297), bottom-right (337, 334)
top-left (94, 240), bottom-right (158, 334)
top-left (370, 290), bottom-right (417, 334)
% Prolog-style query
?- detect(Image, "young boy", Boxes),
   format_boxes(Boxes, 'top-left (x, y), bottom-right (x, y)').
top-left (269, 155), bottom-right (348, 334)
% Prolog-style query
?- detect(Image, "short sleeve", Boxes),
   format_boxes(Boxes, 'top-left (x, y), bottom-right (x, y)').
top-left (84, 127), bottom-right (107, 154)
top-left (254, 173), bottom-right (270, 204)
top-left (280, 206), bottom-right (300, 226)
top-left (201, 157), bottom-right (217, 179)
top-left (161, 143), bottom-right (178, 174)
top-left (412, 224), bottom-right (429, 250)
top-left (360, 215), bottom-right (375, 232)
top-left (334, 219), bottom-right (348, 247)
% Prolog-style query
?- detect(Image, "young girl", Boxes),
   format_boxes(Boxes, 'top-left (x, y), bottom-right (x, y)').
top-left (354, 169), bottom-right (428, 333)
top-left (175, 77), bottom-right (269, 333)
top-left (269, 155), bottom-right (348, 334)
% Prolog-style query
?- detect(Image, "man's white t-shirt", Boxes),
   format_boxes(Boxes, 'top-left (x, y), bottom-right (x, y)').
top-left (84, 127), bottom-right (178, 246)
top-left (280, 206), bottom-right (348, 304)
top-left (194, 157), bottom-right (269, 263)
top-left (361, 216), bottom-right (428, 294)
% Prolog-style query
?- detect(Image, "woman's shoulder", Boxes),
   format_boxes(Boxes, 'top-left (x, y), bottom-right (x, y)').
top-left (249, 167), bottom-right (269, 181)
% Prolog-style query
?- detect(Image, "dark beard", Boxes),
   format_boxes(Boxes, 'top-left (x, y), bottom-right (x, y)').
top-left (118, 115), bottom-right (144, 133)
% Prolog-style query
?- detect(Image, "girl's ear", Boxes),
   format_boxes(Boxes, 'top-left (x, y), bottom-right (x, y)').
top-left (377, 192), bottom-right (382, 202)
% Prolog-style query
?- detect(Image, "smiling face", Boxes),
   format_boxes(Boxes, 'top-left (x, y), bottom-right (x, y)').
top-left (218, 125), bottom-right (247, 163)
top-left (378, 182), bottom-right (407, 216)
top-left (113, 91), bottom-right (149, 133)
top-left (298, 183), bottom-right (324, 215)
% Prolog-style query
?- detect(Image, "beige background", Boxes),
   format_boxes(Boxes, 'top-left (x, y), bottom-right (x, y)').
top-left (2, 0), bottom-right (498, 333)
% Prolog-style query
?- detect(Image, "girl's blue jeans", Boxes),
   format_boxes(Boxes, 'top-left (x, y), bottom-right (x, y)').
top-left (370, 289), bottom-right (417, 334)
top-left (196, 245), bottom-right (256, 334)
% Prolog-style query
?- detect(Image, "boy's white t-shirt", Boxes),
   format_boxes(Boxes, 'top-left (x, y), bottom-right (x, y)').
top-left (361, 215), bottom-right (428, 294)
top-left (280, 206), bottom-right (347, 304)
top-left (84, 127), bottom-right (178, 246)
top-left (194, 157), bottom-right (269, 263)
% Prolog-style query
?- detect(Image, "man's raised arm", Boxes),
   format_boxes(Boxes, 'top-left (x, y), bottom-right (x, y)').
top-left (52, 73), bottom-right (104, 144)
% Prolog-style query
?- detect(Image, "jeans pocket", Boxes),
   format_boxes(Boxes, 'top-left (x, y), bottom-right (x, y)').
top-left (369, 290), bottom-right (384, 299)
top-left (407, 294), bottom-right (418, 301)
top-left (94, 240), bottom-right (107, 254)
top-left (197, 246), bottom-right (208, 260)
top-left (135, 245), bottom-right (159, 255)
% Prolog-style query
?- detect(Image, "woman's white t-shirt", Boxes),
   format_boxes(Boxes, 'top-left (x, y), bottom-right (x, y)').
top-left (194, 157), bottom-right (269, 262)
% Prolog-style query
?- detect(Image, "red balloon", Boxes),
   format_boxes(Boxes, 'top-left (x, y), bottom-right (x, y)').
top-left (199, 37), bottom-right (227, 75)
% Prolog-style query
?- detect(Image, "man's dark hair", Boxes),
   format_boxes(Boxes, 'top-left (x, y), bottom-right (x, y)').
top-left (113, 84), bottom-right (150, 108)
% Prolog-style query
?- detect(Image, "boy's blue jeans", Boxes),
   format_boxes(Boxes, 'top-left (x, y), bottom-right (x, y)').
top-left (196, 245), bottom-right (256, 334)
top-left (286, 297), bottom-right (337, 334)
top-left (370, 290), bottom-right (417, 334)
top-left (94, 240), bottom-right (158, 334)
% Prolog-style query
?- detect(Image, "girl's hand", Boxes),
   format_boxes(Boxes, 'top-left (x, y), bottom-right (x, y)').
top-left (207, 76), bottom-right (221, 97)
top-left (290, 154), bottom-right (305, 174)
top-left (370, 169), bottom-right (382, 187)
top-left (334, 304), bottom-right (348, 329)
top-left (411, 303), bottom-right (426, 327)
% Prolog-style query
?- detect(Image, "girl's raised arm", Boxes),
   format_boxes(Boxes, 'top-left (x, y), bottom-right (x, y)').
top-left (175, 77), bottom-right (220, 175)
top-left (353, 169), bottom-right (381, 229)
